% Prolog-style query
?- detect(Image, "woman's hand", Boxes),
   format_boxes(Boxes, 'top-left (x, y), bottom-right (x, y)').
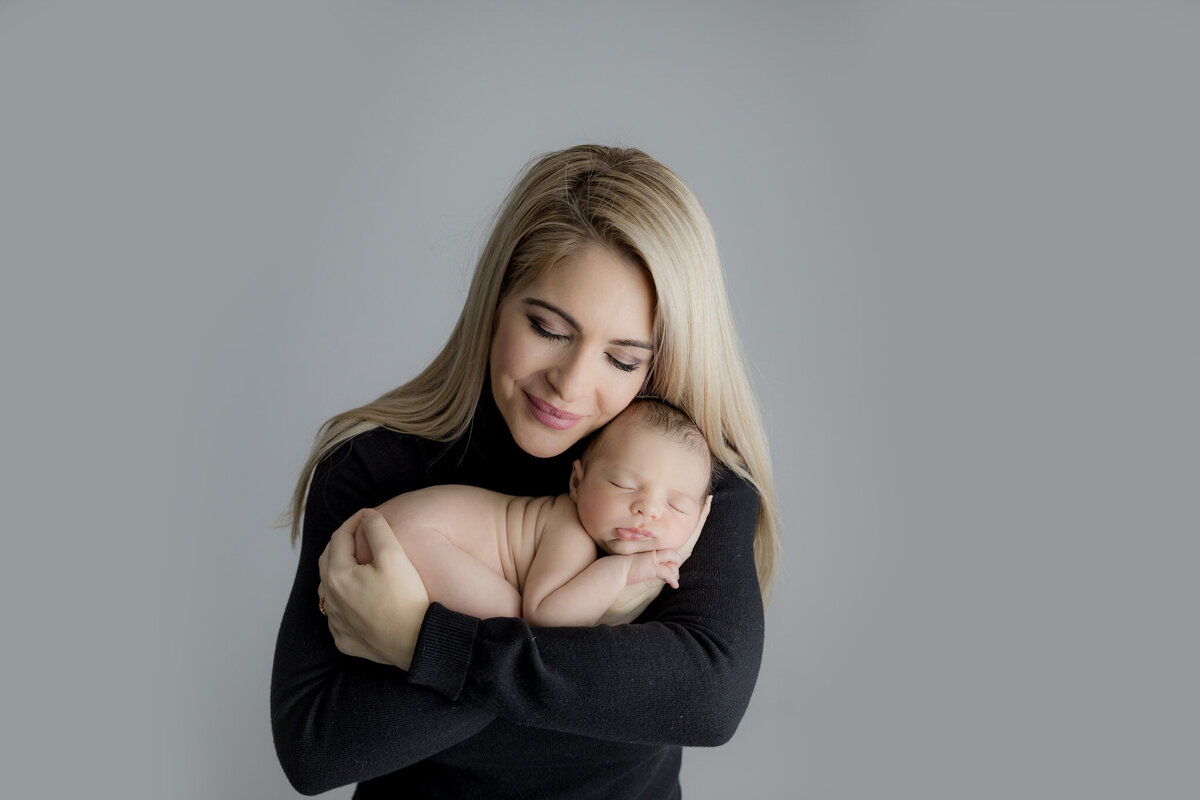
top-left (318, 508), bottom-right (430, 671)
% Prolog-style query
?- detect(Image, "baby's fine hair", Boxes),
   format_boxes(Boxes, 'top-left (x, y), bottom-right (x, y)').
top-left (582, 398), bottom-right (716, 484)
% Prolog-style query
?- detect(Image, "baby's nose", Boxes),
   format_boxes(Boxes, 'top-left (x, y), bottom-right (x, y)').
top-left (634, 499), bottom-right (662, 520)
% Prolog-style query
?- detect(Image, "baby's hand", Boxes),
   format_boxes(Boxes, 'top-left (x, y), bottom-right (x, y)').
top-left (627, 549), bottom-right (683, 589)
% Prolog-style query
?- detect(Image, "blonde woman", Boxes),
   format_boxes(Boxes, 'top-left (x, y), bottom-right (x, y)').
top-left (271, 145), bottom-right (780, 798)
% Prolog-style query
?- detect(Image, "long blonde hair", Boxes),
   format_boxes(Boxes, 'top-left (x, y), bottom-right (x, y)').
top-left (288, 145), bottom-right (780, 599)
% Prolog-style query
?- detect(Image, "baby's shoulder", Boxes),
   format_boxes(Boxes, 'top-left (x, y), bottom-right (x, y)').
top-left (536, 492), bottom-right (577, 524)
top-left (501, 492), bottom-right (567, 546)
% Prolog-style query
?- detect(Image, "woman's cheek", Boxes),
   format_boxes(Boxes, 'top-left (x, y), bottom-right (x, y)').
top-left (599, 380), bottom-right (642, 424)
top-left (493, 327), bottom-right (525, 375)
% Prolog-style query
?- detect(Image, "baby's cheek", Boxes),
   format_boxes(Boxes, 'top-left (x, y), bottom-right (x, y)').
top-left (576, 496), bottom-right (604, 532)
top-left (661, 521), bottom-right (685, 550)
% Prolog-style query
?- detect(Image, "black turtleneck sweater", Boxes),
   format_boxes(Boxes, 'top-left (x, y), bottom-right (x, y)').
top-left (271, 394), bottom-right (764, 798)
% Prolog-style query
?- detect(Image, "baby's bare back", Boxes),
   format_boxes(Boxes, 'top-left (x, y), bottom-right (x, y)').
top-left (375, 485), bottom-right (559, 605)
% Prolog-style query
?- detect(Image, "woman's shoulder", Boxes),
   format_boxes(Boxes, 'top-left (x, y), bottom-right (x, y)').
top-left (322, 425), bottom-right (441, 467)
top-left (711, 463), bottom-right (761, 509)
top-left (699, 464), bottom-right (762, 553)
top-left (312, 427), bottom-right (459, 516)
top-left (316, 426), bottom-right (411, 478)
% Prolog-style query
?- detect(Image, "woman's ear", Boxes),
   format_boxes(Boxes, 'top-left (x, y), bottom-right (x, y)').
top-left (569, 459), bottom-right (584, 501)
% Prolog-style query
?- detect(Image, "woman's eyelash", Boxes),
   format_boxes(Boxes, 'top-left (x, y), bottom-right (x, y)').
top-left (607, 355), bottom-right (639, 373)
top-left (530, 317), bottom-right (642, 372)
top-left (528, 317), bottom-right (567, 341)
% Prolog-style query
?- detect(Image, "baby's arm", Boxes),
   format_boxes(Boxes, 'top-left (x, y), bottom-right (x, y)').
top-left (522, 497), bottom-right (681, 627)
top-left (596, 577), bottom-right (669, 627)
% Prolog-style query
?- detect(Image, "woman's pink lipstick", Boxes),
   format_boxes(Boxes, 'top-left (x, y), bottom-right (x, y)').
top-left (524, 392), bottom-right (583, 430)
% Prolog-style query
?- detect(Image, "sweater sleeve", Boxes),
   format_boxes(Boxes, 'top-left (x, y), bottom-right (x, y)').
top-left (407, 469), bottom-right (765, 746)
top-left (270, 435), bottom-right (495, 796)
top-left (273, 432), bottom-right (766, 793)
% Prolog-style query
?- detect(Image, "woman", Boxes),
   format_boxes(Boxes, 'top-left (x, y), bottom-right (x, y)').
top-left (272, 145), bottom-right (780, 798)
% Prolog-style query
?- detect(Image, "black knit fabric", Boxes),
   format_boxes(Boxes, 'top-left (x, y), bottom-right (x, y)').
top-left (271, 393), bottom-right (765, 798)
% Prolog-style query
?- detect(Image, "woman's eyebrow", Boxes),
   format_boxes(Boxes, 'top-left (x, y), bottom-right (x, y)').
top-left (523, 298), bottom-right (654, 351)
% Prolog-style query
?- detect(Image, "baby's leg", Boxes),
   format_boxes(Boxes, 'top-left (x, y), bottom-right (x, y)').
top-left (398, 526), bottom-right (523, 619)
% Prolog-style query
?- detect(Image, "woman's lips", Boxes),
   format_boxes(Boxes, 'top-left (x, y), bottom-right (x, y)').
top-left (616, 527), bottom-right (653, 541)
top-left (524, 392), bottom-right (583, 430)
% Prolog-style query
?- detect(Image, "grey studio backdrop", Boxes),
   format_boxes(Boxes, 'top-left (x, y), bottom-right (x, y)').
top-left (1, 2), bottom-right (1195, 798)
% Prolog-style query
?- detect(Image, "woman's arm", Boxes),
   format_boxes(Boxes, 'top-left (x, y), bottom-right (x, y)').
top-left (274, 432), bottom-right (764, 790)
top-left (407, 470), bottom-right (764, 746)
top-left (270, 434), bottom-right (495, 795)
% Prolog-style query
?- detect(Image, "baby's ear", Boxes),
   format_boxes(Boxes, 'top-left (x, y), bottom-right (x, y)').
top-left (569, 459), bottom-right (584, 501)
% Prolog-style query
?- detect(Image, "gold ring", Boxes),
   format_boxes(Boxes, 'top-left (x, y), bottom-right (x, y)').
top-left (319, 595), bottom-right (327, 616)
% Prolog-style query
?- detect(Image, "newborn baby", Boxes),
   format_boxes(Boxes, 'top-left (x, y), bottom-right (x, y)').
top-left (361, 398), bottom-right (713, 626)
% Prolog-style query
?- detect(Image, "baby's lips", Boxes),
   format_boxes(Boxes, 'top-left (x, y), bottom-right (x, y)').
top-left (615, 527), bottom-right (653, 541)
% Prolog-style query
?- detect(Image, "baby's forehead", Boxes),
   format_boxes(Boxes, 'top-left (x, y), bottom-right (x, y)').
top-left (648, 429), bottom-right (707, 464)
top-left (596, 422), bottom-right (711, 482)
top-left (604, 418), bottom-right (706, 458)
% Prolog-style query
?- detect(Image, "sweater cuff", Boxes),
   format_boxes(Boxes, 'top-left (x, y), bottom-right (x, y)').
top-left (407, 602), bottom-right (478, 701)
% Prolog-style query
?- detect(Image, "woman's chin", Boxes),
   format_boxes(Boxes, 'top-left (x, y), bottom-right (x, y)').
top-left (509, 424), bottom-right (583, 459)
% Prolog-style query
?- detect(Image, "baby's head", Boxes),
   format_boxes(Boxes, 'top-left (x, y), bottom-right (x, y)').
top-left (569, 399), bottom-right (713, 555)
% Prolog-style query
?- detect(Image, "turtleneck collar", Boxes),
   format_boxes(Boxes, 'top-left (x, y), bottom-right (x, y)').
top-left (441, 381), bottom-right (584, 498)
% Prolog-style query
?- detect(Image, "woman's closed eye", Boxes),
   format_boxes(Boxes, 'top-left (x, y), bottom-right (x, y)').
top-left (528, 316), bottom-right (568, 342)
top-left (606, 353), bottom-right (640, 373)
top-left (531, 315), bottom-right (644, 373)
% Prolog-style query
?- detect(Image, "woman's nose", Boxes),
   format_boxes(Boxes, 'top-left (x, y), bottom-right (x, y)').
top-left (547, 350), bottom-right (592, 403)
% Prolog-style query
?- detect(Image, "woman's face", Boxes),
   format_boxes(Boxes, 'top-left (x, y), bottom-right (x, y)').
top-left (490, 245), bottom-right (655, 458)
